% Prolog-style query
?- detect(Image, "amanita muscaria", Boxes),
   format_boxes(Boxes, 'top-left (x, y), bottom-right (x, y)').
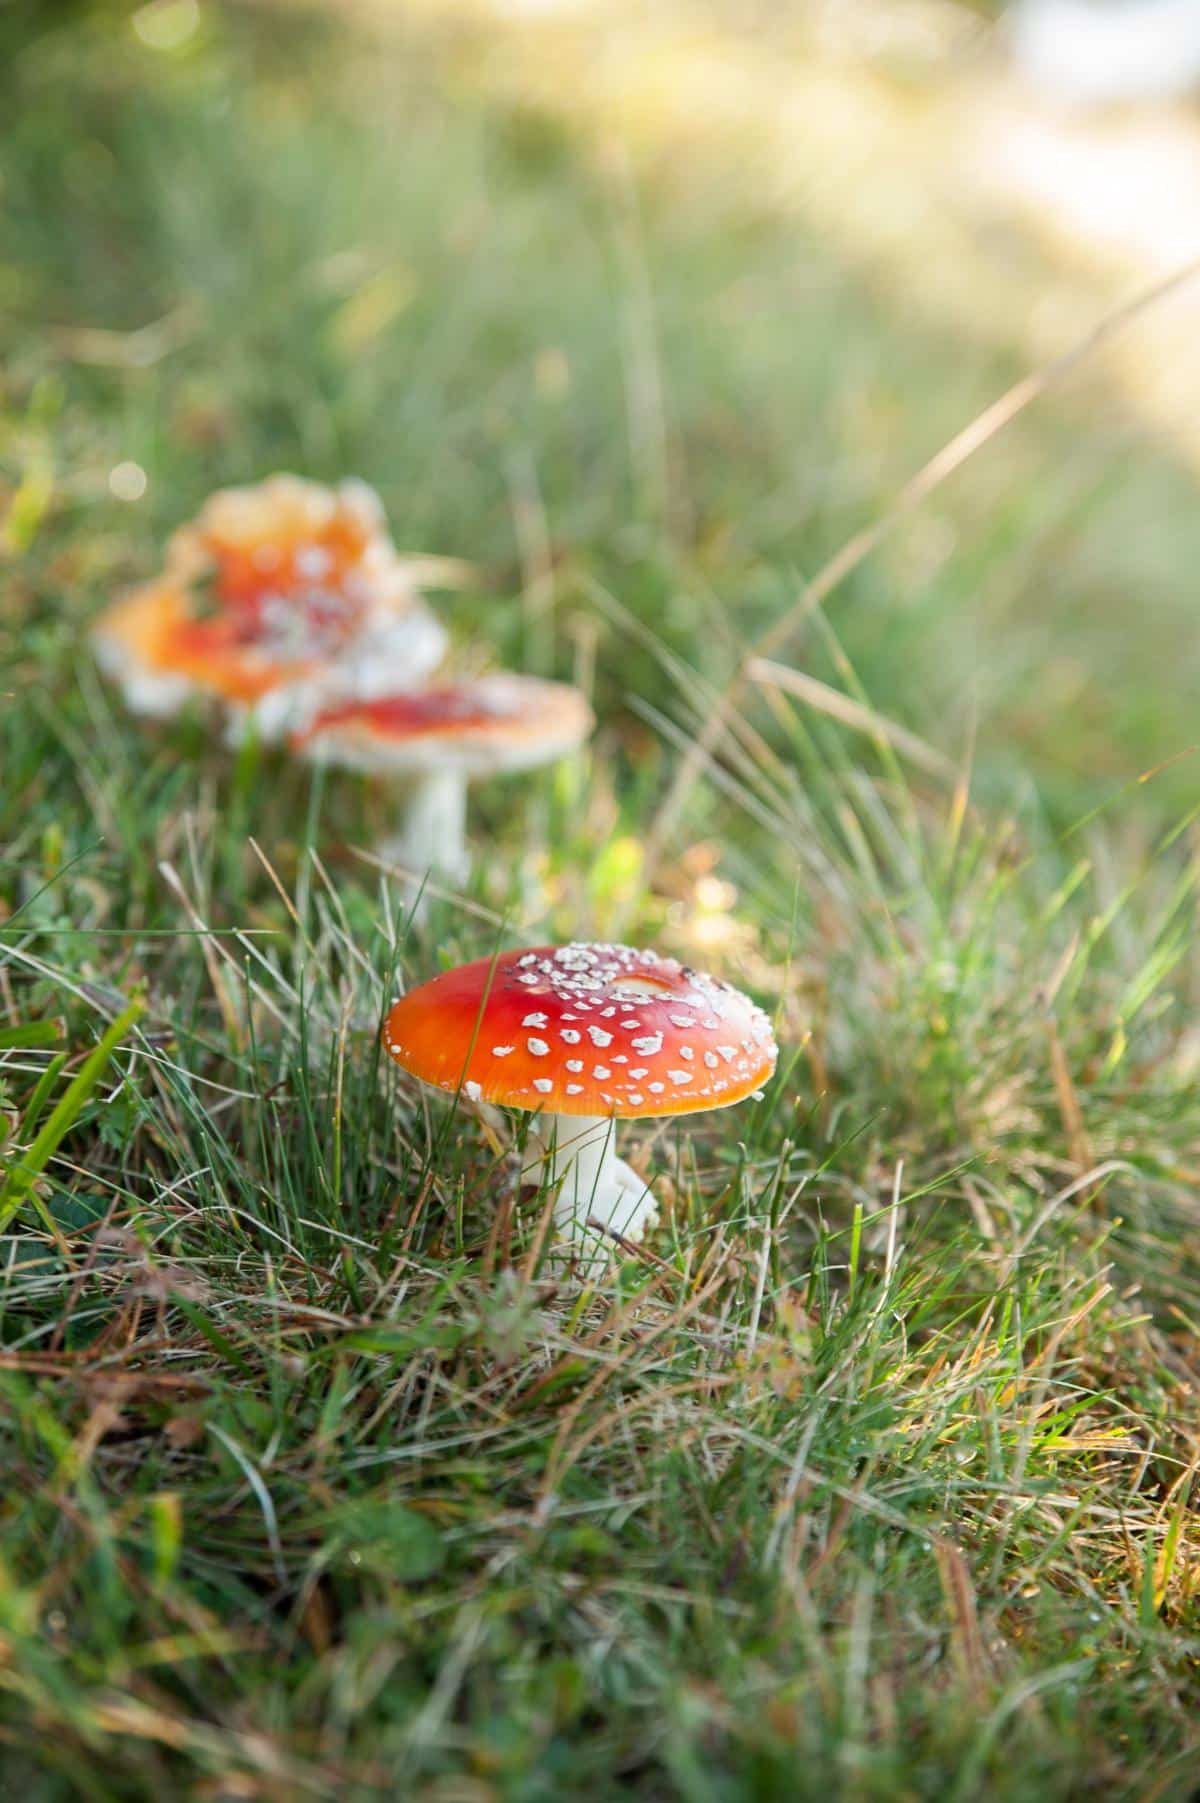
top-left (296, 674), bottom-right (593, 887)
top-left (92, 475), bottom-right (450, 738)
top-left (382, 942), bottom-right (777, 1264)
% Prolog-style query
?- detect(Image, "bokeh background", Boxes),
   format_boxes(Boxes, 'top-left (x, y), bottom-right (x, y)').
top-left (6, 0), bottom-right (1200, 826)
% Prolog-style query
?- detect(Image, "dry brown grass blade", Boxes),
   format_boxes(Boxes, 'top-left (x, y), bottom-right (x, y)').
top-left (747, 657), bottom-right (957, 779)
top-left (645, 255), bottom-right (1200, 872)
top-left (157, 861), bottom-right (244, 1048)
top-left (1046, 1016), bottom-right (1094, 1183)
top-left (934, 1537), bottom-right (989, 1703)
top-left (352, 847), bottom-right (512, 929)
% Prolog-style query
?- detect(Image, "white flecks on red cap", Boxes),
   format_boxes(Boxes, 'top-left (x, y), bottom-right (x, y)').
top-left (381, 941), bottom-right (778, 1119)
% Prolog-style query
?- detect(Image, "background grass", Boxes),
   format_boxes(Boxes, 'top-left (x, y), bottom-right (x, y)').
top-left (2, 3), bottom-right (1198, 1797)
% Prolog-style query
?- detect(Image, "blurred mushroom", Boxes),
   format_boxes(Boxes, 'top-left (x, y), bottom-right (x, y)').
top-left (92, 475), bottom-right (450, 738)
top-left (295, 674), bottom-right (593, 888)
top-left (382, 941), bottom-right (777, 1267)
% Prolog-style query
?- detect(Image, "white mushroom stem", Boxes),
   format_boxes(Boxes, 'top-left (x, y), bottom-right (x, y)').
top-left (522, 1113), bottom-right (658, 1260)
top-left (387, 767), bottom-right (470, 886)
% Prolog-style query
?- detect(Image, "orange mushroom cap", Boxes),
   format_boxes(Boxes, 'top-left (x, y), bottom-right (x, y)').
top-left (166, 474), bottom-right (387, 617)
top-left (94, 580), bottom-right (332, 705)
top-left (91, 477), bottom-right (449, 726)
top-left (382, 943), bottom-right (778, 1119)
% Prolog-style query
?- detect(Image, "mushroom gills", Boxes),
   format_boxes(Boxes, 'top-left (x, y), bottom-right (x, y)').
top-left (523, 1113), bottom-right (658, 1258)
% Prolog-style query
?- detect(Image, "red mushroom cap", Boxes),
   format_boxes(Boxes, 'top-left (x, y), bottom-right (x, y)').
top-left (382, 943), bottom-right (777, 1118)
top-left (294, 675), bottom-right (593, 775)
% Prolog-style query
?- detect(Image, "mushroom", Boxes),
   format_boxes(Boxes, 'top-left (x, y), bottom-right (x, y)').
top-left (381, 941), bottom-right (778, 1265)
top-left (295, 674), bottom-right (594, 888)
top-left (92, 475), bottom-right (449, 739)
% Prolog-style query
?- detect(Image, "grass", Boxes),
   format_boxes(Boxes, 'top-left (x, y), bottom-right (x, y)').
top-left (2, 2), bottom-right (1198, 1796)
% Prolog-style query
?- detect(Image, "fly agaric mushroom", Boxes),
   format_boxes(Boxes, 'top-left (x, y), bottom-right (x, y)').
top-left (92, 475), bottom-right (449, 738)
top-left (295, 674), bottom-right (593, 887)
top-left (382, 942), bottom-right (777, 1263)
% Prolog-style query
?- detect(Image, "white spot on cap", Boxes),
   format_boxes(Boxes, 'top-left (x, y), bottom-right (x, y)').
top-left (704, 1051), bottom-right (719, 1069)
top-left (566, 1083), bottom-right (583, 1095)
top-left (522, 1012), bottom-right (548, 1028)
top-left (593, 1066), bottom-right (611, 1080)
top-left (464, 1080), bottom-right (482, 1102)
top-left (668, 1069), bottom-right (693, 1085)
top-left (632, 1034), bottom-right (662, 1056)
top-left (629, 1067), bottom-right (648, 1079)
top-left (295, 545), bottom-right (331, 579)
top-left (628, 1093), bottom-right (645, 1105)
top-left (648, 1082), bottom-right (665, 1094)
top-left (565, 1059), bottom-right (583, 1072)
top-left (492, 1045), bottom-right (514, 1058)
top-left (562, 1029), bottom-right (581, 1044)
top-left (679, 1046), bottom-right (694, 1061)
top-left (716, 1046), bottom-right (737, 1063)
top-left (587, 1026), bottom-right (613, 1048)
top-left (533, 1078), bottom-right (553, 1094)
top-left (669, 1015), bottom-right (696, 1028)
top-left (527, 1037), bottom-right (550, 1057)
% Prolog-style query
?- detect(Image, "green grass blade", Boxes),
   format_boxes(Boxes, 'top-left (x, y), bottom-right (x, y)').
top-left (0, 1000), bottom-right (143, 1229)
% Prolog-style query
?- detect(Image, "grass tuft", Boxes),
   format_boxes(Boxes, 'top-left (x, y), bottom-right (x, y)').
top-left (2, 4), bottom-right (1198, 1797)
